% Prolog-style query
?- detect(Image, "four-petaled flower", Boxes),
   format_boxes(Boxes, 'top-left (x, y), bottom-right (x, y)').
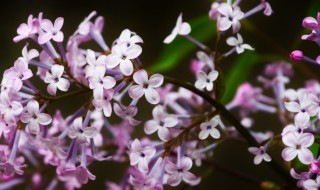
top-left (13, 14), bottom-right (38, 42)
top-left (217, 3), bottom-right (244, 33)
top-left (164, 13), bottom-right (191, 44)
top-left (226, 33), bottom-right (254, 54)
top-left (20, 100), bottom-right (52, 134)
top-left (248, 146), bottom-right (272, 165)
top-left (129, 139), bottom-right (156, 173)
top-left (44, 64), bottom-right (70, 96)
top-left (144, 105), bottom-right (178, 142)
top-left (68, 117), bottom-right (97, 144)
top-left (0, 93), bottom-right (23, 124)
top-left (195, 70), bottom-right (219, 91)
top-left (4, 60), bottom-right (33, 91)
top-left (129, 69), bottom-right (164, 104)
top-left (198, 116), bottom-right (220, 140)
top-left (303, 175), bottom-right (320, 190)
top-left (165, 156), bottom-right (200, 186)
top-left (38, 17), bottom-right (64, 44)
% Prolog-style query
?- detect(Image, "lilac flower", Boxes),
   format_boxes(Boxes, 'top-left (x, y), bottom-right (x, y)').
top-left (217, 3), bottom-right (244, 33)
top-left (129, 139), bottom-right (156, 173)
top-left (44, 65), bottom-right (70, 96)
top-left (114, 103), bottom-right (140, 126)
top-left (88, 66), bottom-right (116, 97)
top-left (13, 14), bottom-right (38, 42)
top-left (113, 29), bottom-right (143, 47)
top-left (209, 2), bottom-right (220, 20)
top-left (303, 175), bottom-right (320, 190)
top-left (68, 117), bottom-right (97, 144)
top-left (284, 91), bottom-right (314, 127)
top-left (92, 89), bottom-right (114, 117)
top-left (85, 49), bottom-right (107, 78)
top-left (18, 44), bottom-right (39, 64)
top-left (198, 116), bottom-right (220, 140)
top-left (248, 146), bottom-right (271, 165)
top-left (195, 70), bottom-right (219, 91)
top-left (20, 100), bottom-right (52, 134)
top-left (0, 161), bottom-right (24, 176)
top-left (165, 156), bottom-right (200, 186)
top-left (4, 60), bottom-right (33, 91)
top-left (62, 165), bottom-right (96, 185)
top-left (38, 17), bottom-right (64, 44)
top-left (129, 175), bottom-right (159, 190)
top-left (129, 69), bottom-right (164, 104)
top-left (226, 33), bottom-right (254, 54)
top-left (290, 168), bottom-right (310, 188)
top-left (281, 132), bottom-right (314, 164)
top-left (0, 93), bottom-right (23, 124)
top-left (302, 12), bottom-right (320, 41)
top-left (308, 92), bottom-right (320, 119)
top-left (106, 43), bottom-right (142, 76)
top-left (164, 13), bottom-right (191, 44)
top-left (144, 105), bottom-right (178, 142)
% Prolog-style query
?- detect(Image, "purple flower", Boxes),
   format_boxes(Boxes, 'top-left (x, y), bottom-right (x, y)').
top-left (129, 139), bottom-right (156, 173)
top-left (303, 175), bottom-right (320, 190)
top-left (18, 44), bottom-right (39, 64)
top-left (114, 103), bottom-right (140, 126)
top-left (195, 70), bottom-right (219, 91)
top-left (88, 66), bottom-right (116, 97)
top-left (62, 165), bottom-right (96, 185)
top-left (92, 89), bottom-right (114, 117)
top-left (217, 3), bottom-right (244, 33)
top-left (38, 17), bottom-right (64, 44)
top-left (84, 49), bottom-right (106, 78)
top-left (20, 100), bottom-right (52, 134)
top-left (144, 105), bottom-right (178, 142)
top-left (165, 156), bottom-right (200, 186)
top-left (302, 12), bottom-right (320, 41)
top-left (113, 29), bottom-right (143, 48)
top-left (13, 14), bottom-right (38, 42)
top-left (199, 116), bottom-right (220, 140)
top-left (129, 69), bottom-right (164, 105)
top-left (248, 146), bottom-right (271, 165)
top-left (226, 33), bottom-right (254, 54)
top-left (0, 93), bottom-right (23, 124)
top-left (290, 168), bottom-right (310, 188)
top-left (44, 65), bottom-right (70, 95)
top-left (282, 132), bottom-right (314, 164)
top-left (164, 13), bottom-right (191, 44)
top-left (4, 60), bottom-right (33, 91)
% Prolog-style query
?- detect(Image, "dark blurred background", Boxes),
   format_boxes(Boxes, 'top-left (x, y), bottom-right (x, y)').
top-left (0, 0), bottom-right (318, 189)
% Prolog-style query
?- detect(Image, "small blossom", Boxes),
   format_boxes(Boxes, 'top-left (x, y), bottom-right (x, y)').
top-left (164, 13), bottom-right (191, 44)
top-left (85, 49), bottom-right (107, 78)
top-left (129, 139), bottom-right (156, 173)
top-left (302, 12), bottom-right (320, 41)
top-left (18, 44), bottom-right (39, 64)
top-left (290, 50), bottom-right (304, 62)
top-left (114, 103), bottom-right (140, 126)
top-left (248, 146), bottom-right (271, 165)
top-left (13, 14), bottom-right (38, 42)
top-left (4, 60), bottom-right (33, 91)
top-left (144, 105), bottom-right (178, 142)
top-left (217, 3), bottom-right (244, 33)
top-left (20, 100), bottom-right (52, 134)
top-left (165, 156), bottom-right (200, 186)
top-left (92, 89), bottom-right (114, 117)
top-left (38, 17), bottom-right (64, 44)
top-left (303, 175), bottom-right (320, 190)
top-left (113, 29), bottom-right (143, 47)
top-left (44, 65), bottom-right (70, 96)
top-left (88, 66), bottom-right (116, 97)
top-left (62, 165), bottom-right (96, 185)
top-left (0, 93), bottom-right (23, 124)
top-left (129, 69), bottom-right (163, 104)
top-left (226, 33), bottom-right (254, 54)
top-left (281, 132), bottom-right (314, 164)
top-left (198, 116), bottom-right (220, 140)
top-left (195, 70), bottom-right (219, 91)
top-left (68, 117), bottom-right (97, 144)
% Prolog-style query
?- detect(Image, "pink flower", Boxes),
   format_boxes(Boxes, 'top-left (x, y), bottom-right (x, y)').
top-left (68, 117), bottom-right (97, 144)
top-left (290, 168), bottom-right (310, 188)
top-left (217, 3), bottom-right (244, 33)
top-left (144, 105), bottom-right (178, 142)
top-left (0, 93), bottom-right (23, 124)
top-left (129, 139), bottom-right (156, 173)
top-left (129, 69), bottom-right (164, 104)
top-left (62, 165), bottom-right (96, 184)
top-left (106, 42), bottom-right (142, 76)
top-left (303, 175), bottom-right (320, 190)
top-left (302, 12), bottom-right (320, 41)
top-left (209, 2), bottom-right (220, 20)
top-left (195, 70), bottom-right (219, 91)
top-left (164, 13), bottom-right (191, 44)
top-left (4, 60), bottom-right (33, 91)
top-left (226, 33), bottom-right (254, 54)
top-left (198, 116), bottom-right (220, 140)
top-left (165, 156), bottom-right (200, 186)
top-left (290, 50), bottom-right (304, 62)
top-left (248, 146), bottom-right (271, 165)
top-left (13, 14), bottom-right (38, 42)
top-left (88, 66), bottom-right (116, 97)
top-left (92, 89), bottom-right (114, 117)
top-left (0, 161), bottom-right (24, 176)
top-left (20, 100), bottom-right (52, 134)
top-left (44, 65), bottom-right (70, 95)
top-left (18, 44), bottom-right (39, 64)
top-left (38, 17), bottom-right (64, 44)
top-left (282, 132), bottom-right (314, 164)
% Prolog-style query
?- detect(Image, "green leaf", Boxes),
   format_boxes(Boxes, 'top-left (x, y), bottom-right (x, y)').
top-left (221, 52), bottom-right (285, 104)
top-left (149, 15), bottom-right (216, 72)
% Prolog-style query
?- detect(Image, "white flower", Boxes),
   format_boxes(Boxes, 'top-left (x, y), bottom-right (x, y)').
top-left (199, 116), bottom-right (220, 140)
top-left (68, 117), bottom-right (97, 144)
top-left (248, 146), bottom-right (271, 165)
top-left (226, 33), bottom-right (254, 54)
top-left (195, 70), bottom-right (219, 91)
top-left (217, 3), bottom-right (244, 33)
top-left (44, 64), bottom-right (70, 96)
top-left (164, 13), bottom-right (191, 44)
top-left (303, 175), bottom-right (320, 190)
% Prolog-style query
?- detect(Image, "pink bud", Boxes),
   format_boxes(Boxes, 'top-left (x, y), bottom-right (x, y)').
top-left (290, 50), bottom-right (304, 62)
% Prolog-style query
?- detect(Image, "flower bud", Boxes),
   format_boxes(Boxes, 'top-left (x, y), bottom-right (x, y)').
top-left (290, 50), bottom-right (304, 62)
